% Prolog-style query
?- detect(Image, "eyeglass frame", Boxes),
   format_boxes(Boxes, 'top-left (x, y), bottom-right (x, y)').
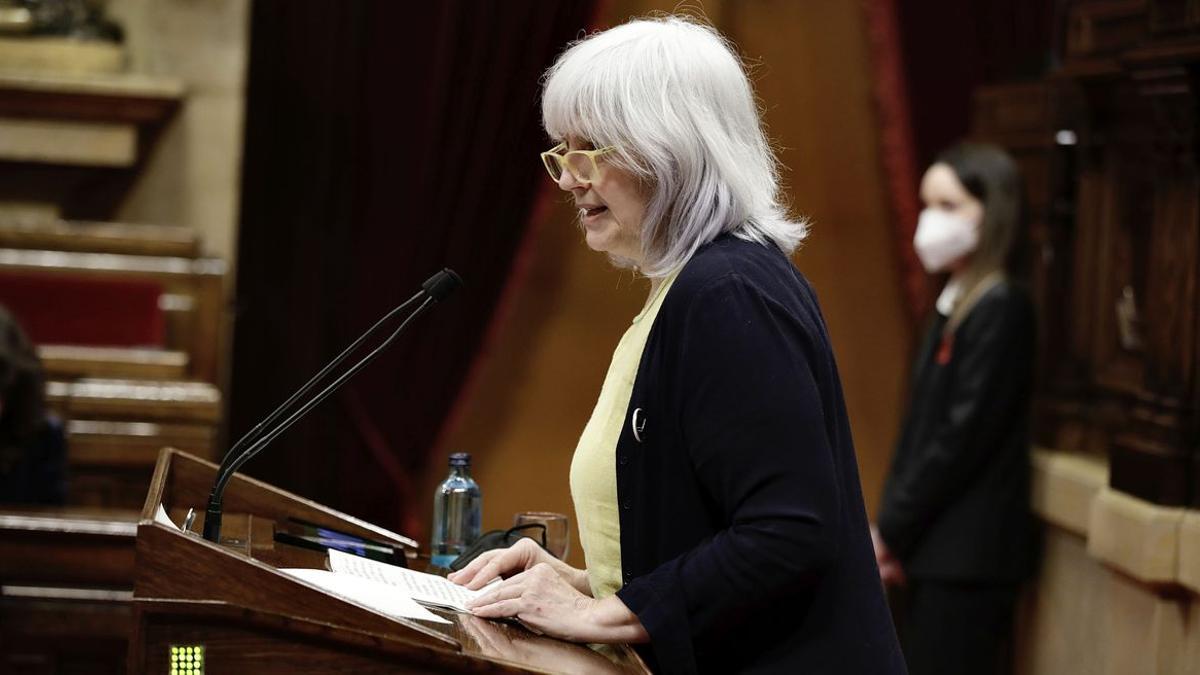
top-left (540, 142), bottom-right (617, 183)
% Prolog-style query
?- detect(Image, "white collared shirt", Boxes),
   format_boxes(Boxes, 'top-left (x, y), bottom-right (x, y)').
top-left (936, 276), bottom-right (964, 317)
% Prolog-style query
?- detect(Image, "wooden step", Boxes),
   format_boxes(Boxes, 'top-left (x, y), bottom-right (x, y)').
top-left (0, 248), bottom-right (225, 382)
top-left (66, 420), bottom-right (214, 467)
top-left (39, 345), bottom-right (189, 381)
top-left (46, 378), bottom-right (221, 424)
top-left (0, 219), bottom-right (200, 258)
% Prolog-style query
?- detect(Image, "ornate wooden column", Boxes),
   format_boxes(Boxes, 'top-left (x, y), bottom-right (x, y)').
top-left (973, 0), bottom-right (1200, 506)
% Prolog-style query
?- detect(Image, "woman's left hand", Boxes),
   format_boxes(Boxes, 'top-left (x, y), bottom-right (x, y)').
top-left (466, 563), bottom-right (648, 645)
top-left (466, 562), bottom-right (600, 642)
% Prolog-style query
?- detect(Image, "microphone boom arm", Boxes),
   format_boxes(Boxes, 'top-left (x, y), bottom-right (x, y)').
top-left (201, 269), bottom-right (461, 543)
top-left (218, 290), bottom-right (425, 467)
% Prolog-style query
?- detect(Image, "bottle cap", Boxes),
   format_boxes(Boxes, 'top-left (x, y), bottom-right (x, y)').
top-left (449, 452), bottom-right (471, 467)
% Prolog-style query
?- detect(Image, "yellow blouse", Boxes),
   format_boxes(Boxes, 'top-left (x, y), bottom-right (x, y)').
top-left (569, 271), bottom-right (678, 598)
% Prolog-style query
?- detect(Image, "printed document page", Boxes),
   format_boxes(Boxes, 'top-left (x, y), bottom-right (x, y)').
top-left (278, 567), bottom-right (451, 624)
top-left (154, 503), bottom-right (180, 530)
top-left (327, 548), bottom-right (488, 612)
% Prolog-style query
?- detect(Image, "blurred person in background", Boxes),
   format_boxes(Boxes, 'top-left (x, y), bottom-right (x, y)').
top-left (874, 143), bottom-right (1035, 675)
top-left (0, 304), bottom-right (66, 505)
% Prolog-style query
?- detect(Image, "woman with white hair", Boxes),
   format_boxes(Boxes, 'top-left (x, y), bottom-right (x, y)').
top-left (451, 16), bottom-right (905, 674)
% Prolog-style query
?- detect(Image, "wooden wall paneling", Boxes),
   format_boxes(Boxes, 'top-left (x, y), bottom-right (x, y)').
top-left (1066, 0), bottom-right (1150, 59)
top-left (978, 2), bottom-right (1200, 504)
top-left (1068, 164), bottom-right (1103, 377)
top-left (1085, 147), bottom-right (1149, 474)
top-left (970, 82), bottom-right (1100, 455)
top-left (1064, 150), bottom-right (1111, 456)
top-left (1141, 71), bottom-right (1198, 402)
top-left (1190, 68), bottom-right (1200, 506)
top-left (972, 83), bottom-right (1056, 148)
top-left (1144, 176), bottom-right (1197, 401)
top-left (1083, 73), bottom-right (1156, 403)
top-left (1036, 140), bottom-right (1093, 451)
top-left (1074, 41), bottom-right (1199, 504)
top-left (1109, 433), bottom-right (1191, 504)
top-left (1041, 81), bottom-right (1090, 394)
top-left (1107, 60), bottom-right (1200, 505)
top-left (1089, 57), bottom-right (1200, 502)
top-left (1149, 0), bottom-right (1200, 34)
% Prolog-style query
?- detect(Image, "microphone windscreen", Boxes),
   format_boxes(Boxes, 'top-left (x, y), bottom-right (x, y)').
top-left (422, 268), bottom-right (463, 301)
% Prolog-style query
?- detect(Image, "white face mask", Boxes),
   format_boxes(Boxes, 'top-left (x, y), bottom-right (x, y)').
top-left (913, 208), bottom-right (980, 273)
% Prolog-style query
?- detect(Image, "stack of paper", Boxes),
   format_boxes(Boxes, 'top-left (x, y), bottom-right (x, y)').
top-left (327, 549), bottom-right (490, 612)
top-left (278, 567), bottom-right (451, 624)
top-left (280, 549), bottom-right (496, 625)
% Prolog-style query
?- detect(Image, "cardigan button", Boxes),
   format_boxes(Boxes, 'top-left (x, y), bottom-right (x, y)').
top-left (622, 500), bottom-right (631, 510)
top-left (618, 455), bottom-right (628, 466)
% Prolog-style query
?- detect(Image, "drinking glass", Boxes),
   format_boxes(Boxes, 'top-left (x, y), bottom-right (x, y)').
top-left (512, 511), bottom-right (570, 559)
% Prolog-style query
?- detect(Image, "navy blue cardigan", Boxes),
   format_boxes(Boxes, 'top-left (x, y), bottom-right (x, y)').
top-left (612, 236), bottom-right (905, 674)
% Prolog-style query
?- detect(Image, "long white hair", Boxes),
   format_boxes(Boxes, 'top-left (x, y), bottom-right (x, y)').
top-left (541, 15), bottom-right (807, 277)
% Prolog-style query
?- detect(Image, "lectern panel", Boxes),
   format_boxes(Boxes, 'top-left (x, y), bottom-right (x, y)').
top-left (132, 449), bottom-right (650, 674)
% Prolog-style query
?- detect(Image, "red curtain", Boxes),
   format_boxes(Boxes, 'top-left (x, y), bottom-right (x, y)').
top-left (231, 0), bottom-right (596, 536)
top-left (861, 0), bottom-right (927, 325)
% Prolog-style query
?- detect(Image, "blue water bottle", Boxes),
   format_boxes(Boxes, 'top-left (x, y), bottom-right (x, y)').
top-left (430, 452), bottom-right (481, 568)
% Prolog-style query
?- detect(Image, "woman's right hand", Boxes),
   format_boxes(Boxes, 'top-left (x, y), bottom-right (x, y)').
top-left (459, 614), bottom-right (619, 673)
top-left (448, 537), bottom-right (590, 594)
top-left (870, 524), bottom-right (907, 587)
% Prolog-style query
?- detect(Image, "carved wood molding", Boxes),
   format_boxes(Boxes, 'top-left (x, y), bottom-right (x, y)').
top-left (1032, 447), bottom-right (1200, 595)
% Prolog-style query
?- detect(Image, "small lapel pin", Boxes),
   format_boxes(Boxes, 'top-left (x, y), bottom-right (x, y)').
top-left (631, 407), bottom-right (646, 443)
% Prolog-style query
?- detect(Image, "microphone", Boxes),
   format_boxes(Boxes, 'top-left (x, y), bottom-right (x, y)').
top-left (422, 268), bottom-right (462, 301)
top-left (202, 268), bottom-right (463, 543)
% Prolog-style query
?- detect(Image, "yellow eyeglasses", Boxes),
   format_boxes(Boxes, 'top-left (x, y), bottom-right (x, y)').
top-left (540, 143), bottom-right (616, 183)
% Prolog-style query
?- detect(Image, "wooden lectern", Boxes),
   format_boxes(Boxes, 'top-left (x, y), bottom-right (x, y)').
top-left (130, 448), bottom-right (650, 674)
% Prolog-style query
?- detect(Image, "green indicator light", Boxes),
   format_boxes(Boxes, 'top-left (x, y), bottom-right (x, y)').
top-left (169, 645), bottom-right (205, 675)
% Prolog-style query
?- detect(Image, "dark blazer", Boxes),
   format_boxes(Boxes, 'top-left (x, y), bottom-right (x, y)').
top-left (877, 281), bottom-right (1035, 581)
top-left (0, 415), bottom-right (67, 506)
top-left (613, 235), bottom-right (905, 674)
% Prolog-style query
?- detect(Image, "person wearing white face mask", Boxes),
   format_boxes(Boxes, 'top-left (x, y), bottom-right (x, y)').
top-left (912, 208), bottom-right (981, 276)
top-left (873, 143), bottom-right (1036, 675)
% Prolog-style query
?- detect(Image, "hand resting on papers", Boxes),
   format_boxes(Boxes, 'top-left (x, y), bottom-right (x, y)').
top-left (448, 538), bottom-right (648, 644)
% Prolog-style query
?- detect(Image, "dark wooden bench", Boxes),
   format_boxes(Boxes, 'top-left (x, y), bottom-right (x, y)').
top-left (0, 247), bottom-right (225, 383)
top-left (46, 379), bottom-right (220, 509)
top-left (0, 507), bottom-right (138, 675)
